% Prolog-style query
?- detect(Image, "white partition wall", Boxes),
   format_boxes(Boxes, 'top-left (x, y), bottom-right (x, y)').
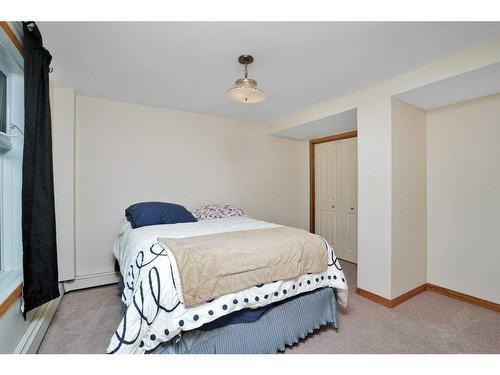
top-left (391, 99), bottom-right (427, 298)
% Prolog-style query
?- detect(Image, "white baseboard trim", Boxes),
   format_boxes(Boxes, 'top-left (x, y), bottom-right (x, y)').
top-left (14, 284), bottom-right (64, 354)
top-left (63, 271), bottom-right (120, 292)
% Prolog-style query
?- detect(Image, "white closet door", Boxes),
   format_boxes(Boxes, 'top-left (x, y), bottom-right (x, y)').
top-left (314, 142), bottom-right (341, 252)
top-left (314, 137), bottom-right (358, 263)
top-left (340, 137), bottom-right (358, 263)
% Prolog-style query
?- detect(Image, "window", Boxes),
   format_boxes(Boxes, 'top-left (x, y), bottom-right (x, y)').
top-left (0, 69), bottom-right (5, 271)
top-left (0, 71), bottom-right (6, 133)
top-left (0, 24), bottom-right (24, 304)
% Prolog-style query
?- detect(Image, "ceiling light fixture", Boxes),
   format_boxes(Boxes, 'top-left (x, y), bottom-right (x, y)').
top-left (226, 55), bottom-right (265, 104)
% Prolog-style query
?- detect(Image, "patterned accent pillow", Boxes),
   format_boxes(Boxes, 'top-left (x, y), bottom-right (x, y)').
top-left (193, 204), bottom-right (246, 221)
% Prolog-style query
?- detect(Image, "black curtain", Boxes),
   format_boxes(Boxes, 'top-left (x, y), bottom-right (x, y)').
top-left (21, 22), bottom-right (59, 315)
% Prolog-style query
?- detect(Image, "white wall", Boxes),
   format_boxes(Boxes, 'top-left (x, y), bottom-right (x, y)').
top-left (427, 94), bottom-right (500, 304)
top-left (70, 95), bottom-right (308, 277)
top-left (270, 38), bottom-right (500, 301)
top-left (391, 99), bottom-right (427, 298)
top-left (51, 86), bottom-right (76, 281)
top-left (47, 39), bottom-right (500, 303)
top-left (0, 300), bottom-right (32, 353)
top-left (356, 95), bottom-right (392, 298)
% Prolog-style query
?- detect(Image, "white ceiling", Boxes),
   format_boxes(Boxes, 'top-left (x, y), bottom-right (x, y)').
top-left (38, 22), bottom-right (500, 123)
top-left (274, 109), bottom-right (357, 140)
top-left (396, 62), bottom-right (500, 110)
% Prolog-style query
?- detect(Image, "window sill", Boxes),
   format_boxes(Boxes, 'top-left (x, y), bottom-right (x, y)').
top-left (0, 132), bottom-right (13, 151)
top-left (0, 270), bottom-right (23, 316)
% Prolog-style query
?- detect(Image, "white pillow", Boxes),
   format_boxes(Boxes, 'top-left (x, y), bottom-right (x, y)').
top-left (193, 204), bottom-right (246, 221)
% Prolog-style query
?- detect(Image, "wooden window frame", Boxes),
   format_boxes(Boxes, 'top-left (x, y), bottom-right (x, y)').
top-left (0, 283), bottom-right (23, 315)
top-left (309, 130), bottom-right (357, 233)
top-left (0, 22), bottom-right (24, 55)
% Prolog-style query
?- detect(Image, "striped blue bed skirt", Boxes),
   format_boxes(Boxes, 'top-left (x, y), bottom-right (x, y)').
top-left (149, 287), bottom-right (337, 354)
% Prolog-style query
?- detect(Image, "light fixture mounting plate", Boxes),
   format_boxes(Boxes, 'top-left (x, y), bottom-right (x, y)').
top-left (238, 55), bottom-right (254, 65)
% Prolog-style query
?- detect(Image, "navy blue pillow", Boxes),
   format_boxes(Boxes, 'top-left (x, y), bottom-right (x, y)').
top-left (125, 202), bottom-right (197, 229)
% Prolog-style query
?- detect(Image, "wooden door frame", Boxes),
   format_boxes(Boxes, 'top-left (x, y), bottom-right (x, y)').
top-left (309, 130), bottom-right (358, 233)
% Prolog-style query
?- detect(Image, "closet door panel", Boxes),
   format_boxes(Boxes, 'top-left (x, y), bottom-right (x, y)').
top-left (340, 137), bottom-right (358, 263)
top-left (315, 142), bottom-right (340, 251)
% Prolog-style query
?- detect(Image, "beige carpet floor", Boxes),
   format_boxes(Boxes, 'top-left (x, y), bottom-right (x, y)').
top-left (38, 262), bottom-right (500, 354)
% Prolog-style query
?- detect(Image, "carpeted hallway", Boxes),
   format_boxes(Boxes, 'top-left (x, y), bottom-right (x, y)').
top-left (38, 262), bottom-right (500, 354)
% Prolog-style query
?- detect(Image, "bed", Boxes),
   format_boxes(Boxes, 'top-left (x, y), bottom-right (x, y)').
top-left (108, 214), bottom-right (348, 354)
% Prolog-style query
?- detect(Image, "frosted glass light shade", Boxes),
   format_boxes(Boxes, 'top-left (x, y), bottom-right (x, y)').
top-left (226, 78), bottom-right (265, 104)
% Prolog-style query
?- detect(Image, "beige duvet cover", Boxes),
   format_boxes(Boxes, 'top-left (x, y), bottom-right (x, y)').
top-left (158, 226), bottom-right (328, 307)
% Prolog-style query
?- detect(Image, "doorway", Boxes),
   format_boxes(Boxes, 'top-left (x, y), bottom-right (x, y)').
top-left (310, 130), bottom-right (358, 263)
